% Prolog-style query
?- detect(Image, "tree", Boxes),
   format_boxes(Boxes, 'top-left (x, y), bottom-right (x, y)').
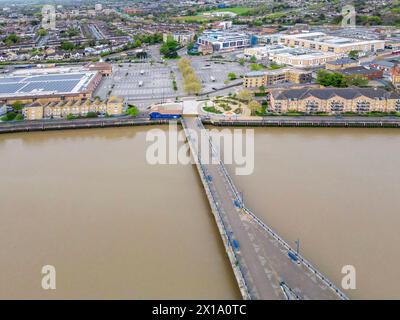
top-left (86, 112), bottom-right (98, 118)
top-left (184, 81), bottom-right (201, 95)
top-left (238, 58), bottom-right (246, 66)
top-left (248, 100), bottom-right (261, 116)
top-left (187, 42), bottom-right (194, 50)
top-left (11, 101), bottom-right (24, 112)
top-left (126, 105), bottom-right (139, 117)
top-left (259, 85), bottom-right (266, 93)
top-left (228, 72), bottom-right (237, 80)
top-left (250, 55), bottom-right (257, 63)
top-left (160, 37), bottom-right (179, 58)
top-left (60, 41), bottom-right (75, 51)
top-left (37, 28), bottom-right (48, 37)
top-left (316, 70), bottom-right (347, 88)
top-left (250, 63), bottom-right (264, 71)
top-left (66, 27), bottom-right (79, 37)
top-left (237, 89), bottom-right (254, 102)
top-left (4, 33), bottom-right (20, 46)
top-left (348, 50), bottom-right (360, 60)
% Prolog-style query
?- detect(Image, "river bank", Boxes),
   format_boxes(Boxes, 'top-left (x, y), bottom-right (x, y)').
top-left (1, 115), bottom-right (400, 135)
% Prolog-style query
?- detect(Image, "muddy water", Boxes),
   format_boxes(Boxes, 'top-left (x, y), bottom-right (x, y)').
top-left (226, 127), bottom-right (400, 299)
top-left (0, 127), bottom-right (240, 299)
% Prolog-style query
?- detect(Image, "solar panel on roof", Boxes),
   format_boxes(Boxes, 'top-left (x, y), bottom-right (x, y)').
top-left (0, 72), bottom-right (91, 97)
top-left (0, 83), bottom-right (26, 94)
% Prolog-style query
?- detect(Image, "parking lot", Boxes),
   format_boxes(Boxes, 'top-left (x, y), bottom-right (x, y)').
top-left (94, 62), bottom-right (182, 109)
top-left (190, 58), bottom-right (248, 93)
top-left (93, 54), bottom-right (249, 110)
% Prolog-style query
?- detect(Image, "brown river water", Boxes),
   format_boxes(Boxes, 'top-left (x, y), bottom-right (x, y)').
top-left (0, 126), bottom-right (399, 299)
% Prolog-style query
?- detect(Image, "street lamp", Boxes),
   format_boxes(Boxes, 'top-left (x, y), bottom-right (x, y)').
top-left (295, 239), bottom-right (300, 255)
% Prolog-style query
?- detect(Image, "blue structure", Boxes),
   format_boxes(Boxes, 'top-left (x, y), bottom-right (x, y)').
top-left (149, 112), bottom-right (181, 120)
top-left (288, 251), bottom-right (299, 262)
top-left (250, 35), bottom-right (258, 47)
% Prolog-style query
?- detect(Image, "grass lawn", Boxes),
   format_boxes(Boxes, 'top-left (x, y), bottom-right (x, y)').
top-left (172, 16), bottom-right (215, 23)
top-left (203, 7), bottom-right (254, 15)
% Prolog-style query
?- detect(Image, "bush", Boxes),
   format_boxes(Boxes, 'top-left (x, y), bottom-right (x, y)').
top-left (228, 72), bottom-right (237, 80)
top-left (203, 106), bottom-right (222, 114)
top-left (126, 105), bottom-right (139, 117)
top-left (15, 114), bottom-right (24, 121)
top-left (1, 112), bottom-right (17, 121)
top-left (86, 112), bottom-right (98, 118)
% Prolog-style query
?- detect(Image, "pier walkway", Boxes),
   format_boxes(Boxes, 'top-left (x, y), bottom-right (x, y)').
top-left (182, 116), bottom-right (348, 300)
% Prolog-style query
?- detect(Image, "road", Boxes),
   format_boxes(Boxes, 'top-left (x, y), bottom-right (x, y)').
top-left (183, 117), bottom-right (346, 300)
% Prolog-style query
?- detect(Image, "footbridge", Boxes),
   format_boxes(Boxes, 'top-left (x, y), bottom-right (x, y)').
top-left (182, 116), bottom-right (348, 300)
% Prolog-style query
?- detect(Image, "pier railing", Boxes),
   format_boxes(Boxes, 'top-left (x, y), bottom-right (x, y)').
top-left (196, 117), bottom-right (349, 300)
top-left (182, 118), bottom-right (255, 300)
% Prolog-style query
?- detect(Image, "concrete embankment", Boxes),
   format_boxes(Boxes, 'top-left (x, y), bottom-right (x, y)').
top-left (0, 118), bottom-right (169, 134)
top-left (203, 117), bottom-right (400, 128)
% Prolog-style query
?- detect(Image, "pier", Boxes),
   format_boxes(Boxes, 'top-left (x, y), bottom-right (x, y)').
top-left (182, 116), bottom-right (348, 300)
top-left (0, 117), bottom-right (169, 134)
top-left (204, 116), bottom-right (400, 128)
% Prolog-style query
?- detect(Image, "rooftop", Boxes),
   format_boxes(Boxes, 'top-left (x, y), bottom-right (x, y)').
top-left (273, 87), bottom-right (400, 101)
top-left (0, 71), bottom-right (98, 98)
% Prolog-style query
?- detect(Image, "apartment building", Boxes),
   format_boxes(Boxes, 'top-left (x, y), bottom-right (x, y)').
top-left (163, 32), bottom-right (195, 45)
top-left (270, 87), bottom-right (400, 114)
top-left (243, 68), bottom-right (312, 88)
top-left (278, 32), bottom-right (385, 54)
top-left (23, 97), bottom-right (125, 120)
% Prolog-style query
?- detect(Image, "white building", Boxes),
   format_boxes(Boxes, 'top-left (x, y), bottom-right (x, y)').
top-left (197, 31), bottom-right (250, 53)
top-left (278, 32), bottom-right (385, 54)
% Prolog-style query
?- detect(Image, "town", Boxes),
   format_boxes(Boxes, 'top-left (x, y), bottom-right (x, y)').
top-left (0, 0), bottom-right (398, 125)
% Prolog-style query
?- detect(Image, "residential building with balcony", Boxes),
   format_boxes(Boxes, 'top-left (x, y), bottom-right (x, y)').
top-left (270, 87), bottom-right (400, 114)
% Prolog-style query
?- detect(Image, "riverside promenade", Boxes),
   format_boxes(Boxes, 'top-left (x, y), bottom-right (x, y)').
top-left (203, 116), bottom-right (400, 128)
top-left (0, 117), bottom-right (169, 134)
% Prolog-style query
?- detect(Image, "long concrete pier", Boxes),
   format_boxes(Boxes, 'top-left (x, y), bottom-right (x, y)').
top-left (182, 116), bottom-right (348, 300)
top-left (204, 116), bottom-right (400, 128)
top-left (0, 117), bottom-right (169, 134)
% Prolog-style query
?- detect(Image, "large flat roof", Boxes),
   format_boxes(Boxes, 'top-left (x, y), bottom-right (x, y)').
top-left (280, 32), bottom-right (385, 47)
top-left (0, 71), bottom-right (98, 98)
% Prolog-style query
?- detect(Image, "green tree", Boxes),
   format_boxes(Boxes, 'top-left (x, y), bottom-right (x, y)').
top-left (37, 28), bottom-right (48, 37)
top-left (316, 70), bottom-right (347, 88)
top-left (60, 41), bottom-right (76, 51)
top-left (4, 33), bottom-right (20, 46)
top-left (250, 55), bottom-right (257, 63)
top-left (86, 112), bottom-right (98, 118)
top-left (228, 72), bottom-right (237, 80)
top-left (160, 37), bottom-right (179, 58)
top-left (348, 50), bottom-right (360, 60)
top-left (11, 101), bottom-right (24, 112)
top-left (126, 105), bottom-right (139, 117)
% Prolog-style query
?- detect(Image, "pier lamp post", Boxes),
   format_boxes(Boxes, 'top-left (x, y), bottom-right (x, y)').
top-left (295, 239), bottom-right (300, 255)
